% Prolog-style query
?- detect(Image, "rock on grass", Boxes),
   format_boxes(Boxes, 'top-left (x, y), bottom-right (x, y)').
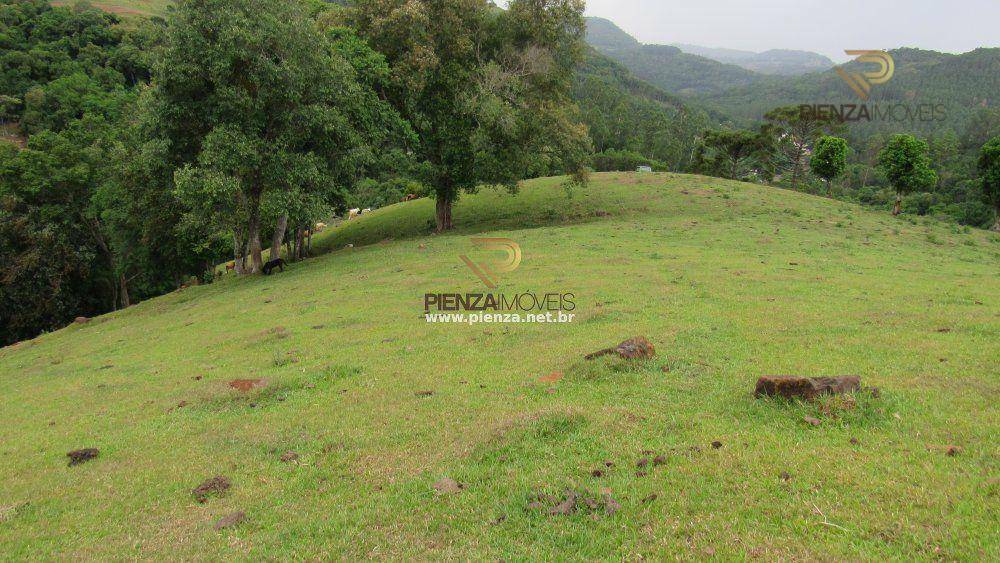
top-left (585, 337), bottom-right (655, 361)
top-left (754, 376), bottom-right (861, 401)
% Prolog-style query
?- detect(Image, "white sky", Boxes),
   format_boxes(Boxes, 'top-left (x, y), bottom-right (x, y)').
top-left (500, 0), bottom-right (1000, 62)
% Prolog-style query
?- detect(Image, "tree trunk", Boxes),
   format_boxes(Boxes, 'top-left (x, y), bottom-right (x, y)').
top-left (435, 197), bottom-right (453, 233)
top-left (790, 145), bottom-right (803, 189)
top-left (118, 272), bottom-right (131, 308)
top-left (233, 233), bottom-right (245, 274)
top-left (247, 194), bottom-right (263, 273)
top-left (892, 194), bottom-right (902, 216)
top-left (269, 214), bottom-right (288, 261)
top-left (295, 227), bottom-right (304, 259)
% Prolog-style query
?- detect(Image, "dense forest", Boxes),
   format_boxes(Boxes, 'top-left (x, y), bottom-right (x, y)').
top-left (1, 0), bottom-right (998, 347)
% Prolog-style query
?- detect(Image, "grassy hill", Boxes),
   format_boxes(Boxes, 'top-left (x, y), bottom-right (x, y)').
top-left (1, 173), bottom-right (997, 559)
top-left (50, 0), bottom-right (172, 17)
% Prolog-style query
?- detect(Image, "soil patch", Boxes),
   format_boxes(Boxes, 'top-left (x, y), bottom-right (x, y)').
top-left (229, 379), bottom-right (267, 392)
top-left (67, 448), bottom-right (99, 466)
top-left (193, 476), bottom-right (231, 503)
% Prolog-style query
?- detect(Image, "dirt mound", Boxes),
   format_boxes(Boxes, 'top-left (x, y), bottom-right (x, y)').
top-left (214, 511), bottom-right (246, 530)
top-left (193, 476), bottom-right (231, 503)
top-left (67, 448), bottom-right (99, 466)
top-left (228, 379), bottom-right (267, 392)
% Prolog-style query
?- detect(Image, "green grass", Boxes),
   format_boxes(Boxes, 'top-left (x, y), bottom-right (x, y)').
top-left (1, 173), bottom-right (998, 559)
top-left (50, 0), bottom-right (173, 18)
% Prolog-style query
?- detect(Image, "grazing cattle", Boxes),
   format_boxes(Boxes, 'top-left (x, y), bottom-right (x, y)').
top-left (402, 194), bottom-right (419, 202)
top-left (225, 262), bottom-right (236, 272)
top-left (315, 222), bottom-right (327, 232)
top-left (348, 208), bottom-right (360, 220)
top-left (361, 208), bottom-right (372, 214)
top-left (262, 258), bottom-right (286, 275)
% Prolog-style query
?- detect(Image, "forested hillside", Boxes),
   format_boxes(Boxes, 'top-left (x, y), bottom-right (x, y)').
top-left (707, 48), bottom-right (1000, 139)
top-left (585, 17), bottom-right (763, 96)
top-left (672, 44), bottom-right (834, 75)
top-left (572, 49), bottom-right (717, 170)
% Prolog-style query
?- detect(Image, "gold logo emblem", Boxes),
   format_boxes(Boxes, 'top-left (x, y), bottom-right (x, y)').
top-left (835, 50), bottom-right (894, 100)
top-left (460, 238), bottom-right (521, 289)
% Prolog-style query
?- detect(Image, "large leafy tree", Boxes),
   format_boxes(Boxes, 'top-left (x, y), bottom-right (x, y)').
top-left (877, 134), bottom-right (938, 216)
top-left (140, 0), bottom-right (407, 273)
top-left (353, 0), bottom-right (591, 232)
top-left (810, 135), bottom-right (849, 187)
top-left (979, 136), bottom-right (1000, 231)
top-left (764, 105), bottom-right (844, 190)
top-left (691, 128), bottom-right (773, 181)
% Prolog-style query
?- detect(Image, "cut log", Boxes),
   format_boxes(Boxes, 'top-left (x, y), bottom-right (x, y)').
top-left (754, 376), bottom-right (861, 400)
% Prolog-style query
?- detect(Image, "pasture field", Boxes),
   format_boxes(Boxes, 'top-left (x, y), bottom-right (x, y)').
top-left (51, 0), bottom-right (172, 18)
top-left (1, 173), bottom-right (998, 560)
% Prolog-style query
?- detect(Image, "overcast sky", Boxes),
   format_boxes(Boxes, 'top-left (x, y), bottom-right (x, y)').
top-left (507, 0), bottom-right (1000, 62)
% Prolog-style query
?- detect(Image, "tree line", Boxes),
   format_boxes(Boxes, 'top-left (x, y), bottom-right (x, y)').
top-left (0, 0), bottom-right (591, 345)
top-left (690, 105), bottom-right (1000, 230)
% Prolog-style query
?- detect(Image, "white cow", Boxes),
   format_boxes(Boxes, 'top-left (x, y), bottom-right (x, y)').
top-left (348, 208), bottom-right (360, 220)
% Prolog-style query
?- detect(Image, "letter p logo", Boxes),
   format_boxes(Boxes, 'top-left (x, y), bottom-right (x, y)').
top-left (836, 50), bottom-right (894, 100)
top-left (460, 238), bottom-right (521, 289)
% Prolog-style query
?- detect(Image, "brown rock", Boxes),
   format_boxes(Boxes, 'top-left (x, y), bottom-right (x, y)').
top-left (803, 416), bottom-right (822, 426)
top-left (636, 458), bottom-right (649, 468)
top-left (754, 376), bottom-right (861, 401)
top-left (711, 441), bottom-right (723, 449)
top-left (591, 469), bottom-right (604, 478)
top-left (280, 451), bottom-right (299, 463)
top-left (946, 446), bottom-right (961, 457)
top-left (653, 455), bottom-right (667, 466)
top-left (214, 511), bottom-right (246, 530)
top-left (67, 448), bottom-right (99, 466)
top-left (585, 337), bottom-right (655, 361)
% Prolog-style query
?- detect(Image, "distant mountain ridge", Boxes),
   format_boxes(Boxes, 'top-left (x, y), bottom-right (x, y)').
top-left (585, 17), bottom-right (763, 96)
top-left (672, 44), bottom-right (835, 75)
top-left (705, 46), bottom-right (999, 139)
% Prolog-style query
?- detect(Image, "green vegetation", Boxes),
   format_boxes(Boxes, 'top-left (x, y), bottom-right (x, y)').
top-left (572, 50), bottom-right (714, 171)
top-left (878, 135), bottom-right (938, 216)
top-left (585, 17), bottom-right (762, 96)
top-left (1, 173), bottom-right (997, 559)
top-left (671, 44), bottom-right (834, 76)
top-left (980, 136), bottom-right (1000, 230)
top-left (706, 47), bottom-right (1000, 140)
top-left (810, 136), bottom-right (849, 185)
top-left (352, 0), bottom-right (590, 232)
